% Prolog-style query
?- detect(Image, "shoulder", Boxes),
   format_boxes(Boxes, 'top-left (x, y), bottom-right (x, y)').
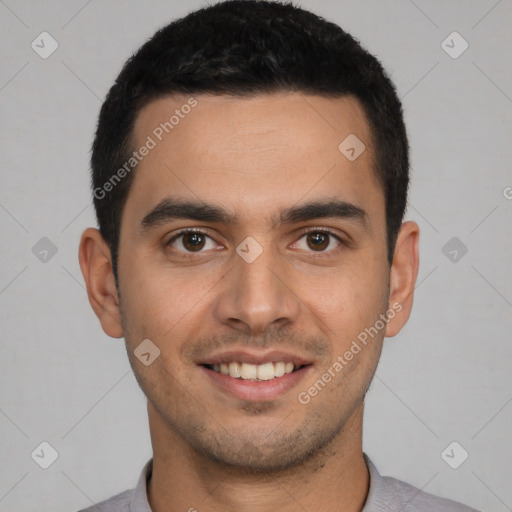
top-left (76, 489), bottom-right (132, 512)
top-left (76, 458), bottom-right (153, 512)
top-left (381, 474), bottom-right (481, 511)
top-left (364, 455), bottom-right (480, 512)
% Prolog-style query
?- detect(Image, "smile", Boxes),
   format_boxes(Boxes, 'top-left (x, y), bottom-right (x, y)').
top-left (202, 361), bottom-right (304, 381)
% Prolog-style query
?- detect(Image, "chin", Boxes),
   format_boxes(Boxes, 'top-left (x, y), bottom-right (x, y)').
top-left (188, 420), bottom-right (343, 475)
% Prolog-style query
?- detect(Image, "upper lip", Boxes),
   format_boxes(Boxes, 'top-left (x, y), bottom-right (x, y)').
top-left (198, 349), bottom-right (313, 366)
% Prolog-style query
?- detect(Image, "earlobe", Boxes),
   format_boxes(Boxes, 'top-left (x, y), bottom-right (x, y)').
top-left (385, 221), bottom-right (420, 338)
top-left (78, 228), bottom-right (124, 338)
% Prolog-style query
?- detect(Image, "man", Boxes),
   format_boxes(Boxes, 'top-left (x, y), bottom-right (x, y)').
top-left (78, 1), bottom-right (479, 510)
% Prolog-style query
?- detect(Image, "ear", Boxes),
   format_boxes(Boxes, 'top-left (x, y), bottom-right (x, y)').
top-left (78, 228), bottom-right (123, 338)
top-left (385, 221), bottom-right (420, 338)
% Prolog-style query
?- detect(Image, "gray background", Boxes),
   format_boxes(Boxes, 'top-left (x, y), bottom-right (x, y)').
top-left (0, 0), bottom-right (511, 511)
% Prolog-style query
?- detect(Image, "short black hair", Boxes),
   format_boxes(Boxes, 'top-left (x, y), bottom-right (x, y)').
top-left (91, 0), bottom-right (409, 281)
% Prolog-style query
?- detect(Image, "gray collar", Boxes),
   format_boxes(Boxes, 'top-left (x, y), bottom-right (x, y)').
top-left (127, 454), bottom-right (436, 512)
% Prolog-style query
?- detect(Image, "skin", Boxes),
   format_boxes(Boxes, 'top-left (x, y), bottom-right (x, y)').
top-left (79, 92), bottom-right (419, 512)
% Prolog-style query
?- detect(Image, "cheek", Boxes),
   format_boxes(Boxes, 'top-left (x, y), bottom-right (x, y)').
top-left (302, 263), bottom-right (389, 334)
top-left (118, 253), bottom-right (219, 345)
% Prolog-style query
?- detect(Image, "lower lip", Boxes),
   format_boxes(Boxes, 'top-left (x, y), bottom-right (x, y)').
top-left (200, 365), bottom-right (312, 402)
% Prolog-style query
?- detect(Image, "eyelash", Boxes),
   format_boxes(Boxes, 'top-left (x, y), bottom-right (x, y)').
top-left (165, 227), bottom-right (345, 259)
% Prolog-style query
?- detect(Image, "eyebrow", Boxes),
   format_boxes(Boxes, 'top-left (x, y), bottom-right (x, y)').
top-left (139, 197), bottom-right (369, 233)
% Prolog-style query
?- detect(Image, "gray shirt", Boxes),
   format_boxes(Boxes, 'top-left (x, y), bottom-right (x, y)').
top-left (77, 454), bottom-right (480, 511)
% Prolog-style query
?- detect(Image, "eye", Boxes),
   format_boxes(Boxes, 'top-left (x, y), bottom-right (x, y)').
top-left (293, 229), bottom-right (343, 253)
top-left (166, 229), bottom-right (218, 253)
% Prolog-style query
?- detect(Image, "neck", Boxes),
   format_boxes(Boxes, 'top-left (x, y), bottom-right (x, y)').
top-left (147, 402), bottom-right (369, 512)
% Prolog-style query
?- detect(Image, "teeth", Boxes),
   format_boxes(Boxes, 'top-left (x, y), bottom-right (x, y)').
top-left (229, 362), bottom-right (241, 378)
top-left (274, 361), bottom-right (285, 377)
top-left (257, 362), bottom-right (275, 381)
top-left (240, 363), bottom-right (257, 380)
top-left (210, 361), bottom-right (299, 380)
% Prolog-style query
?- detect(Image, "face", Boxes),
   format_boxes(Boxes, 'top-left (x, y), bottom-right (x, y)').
top-left (80, 92), bottom-right (418, 473)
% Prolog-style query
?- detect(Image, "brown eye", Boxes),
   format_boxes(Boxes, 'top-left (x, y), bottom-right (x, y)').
top-left (306, 232), bottom-right (329, 251)
top-left (293, 229), bottom-right (343, 254)
top-left (182, 232), bottom-right (206, 252)
top-left (167, 230), bottom-right (217, 253)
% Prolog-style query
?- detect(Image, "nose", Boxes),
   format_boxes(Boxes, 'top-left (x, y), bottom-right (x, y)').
top-left (213, 243), bottom-right (301, 336)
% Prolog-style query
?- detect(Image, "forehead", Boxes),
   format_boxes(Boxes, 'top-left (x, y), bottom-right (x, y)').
top-left (125, 92), bottom-right (382, 226)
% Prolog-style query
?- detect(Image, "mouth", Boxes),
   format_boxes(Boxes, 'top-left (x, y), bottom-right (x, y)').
top-left (201, 361), bottom-right (307, 381)
top-left (198, 351), bottom-right (313, 402)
